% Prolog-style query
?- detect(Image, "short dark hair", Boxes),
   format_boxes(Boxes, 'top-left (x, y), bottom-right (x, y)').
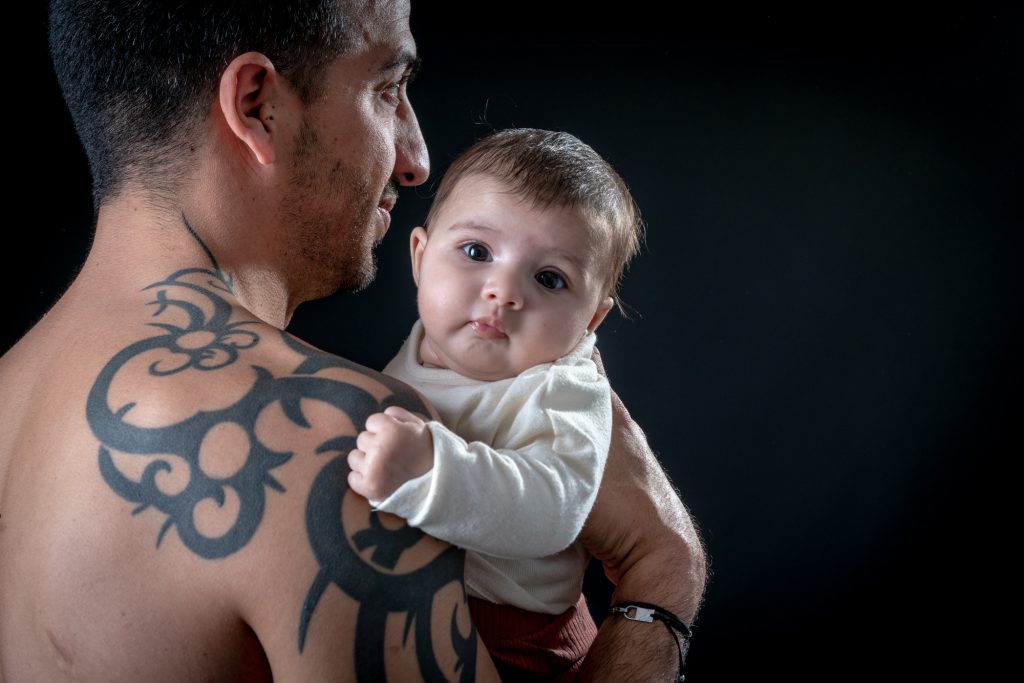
top-left (426, 128), bottom-right (644, 305)
top-left (49, 0), bottom-right (354, 207)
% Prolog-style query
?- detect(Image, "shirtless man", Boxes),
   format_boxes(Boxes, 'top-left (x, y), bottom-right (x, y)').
top-left (0, 1), bottom-right (705, 681)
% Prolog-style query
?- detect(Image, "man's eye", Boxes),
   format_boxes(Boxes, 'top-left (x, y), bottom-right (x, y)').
top-left (535, 271), bottom-right (566, 290)
top-left (382, 80), bottom-right (404, 104)
top-left (461, 242), bottom-right (490, 261)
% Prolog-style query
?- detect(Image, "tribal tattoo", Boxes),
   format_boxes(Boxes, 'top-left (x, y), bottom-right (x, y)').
top-left (86, 221), bottom-right (476, 681)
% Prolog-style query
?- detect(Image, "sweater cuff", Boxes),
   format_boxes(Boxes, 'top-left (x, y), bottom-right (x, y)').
top-left (369, 466), bottom-right (434, 519)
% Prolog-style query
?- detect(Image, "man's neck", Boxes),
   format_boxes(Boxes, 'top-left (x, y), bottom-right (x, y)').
top-left (82, 192), bottom-right (293, 329)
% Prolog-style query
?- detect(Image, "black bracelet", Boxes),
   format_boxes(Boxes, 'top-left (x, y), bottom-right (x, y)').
top-left (609, 601), bottom-right (692, 682)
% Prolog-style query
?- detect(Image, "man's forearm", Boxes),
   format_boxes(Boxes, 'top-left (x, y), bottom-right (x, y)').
top-left (577, 390), bottom-right (707, 681)
top-left (602, 440), bottom-right (706, 621)
top-left (579, 511), bottom-right (705, 681)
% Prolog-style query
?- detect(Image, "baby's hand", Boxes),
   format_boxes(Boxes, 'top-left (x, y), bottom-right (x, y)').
top-left (347, 406), bottom-right (434, 502)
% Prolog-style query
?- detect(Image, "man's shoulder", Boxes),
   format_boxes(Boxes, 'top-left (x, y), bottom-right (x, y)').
top-left (245, 327), bottom-right (435, 421)
top-left (100, 319), bottom-right (429, 428)
top-left (85, 310), bottom-right (472, 677)
top-left (88, 265), bottom-right (427, 424)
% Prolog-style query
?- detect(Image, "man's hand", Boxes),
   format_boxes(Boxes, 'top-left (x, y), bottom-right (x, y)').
top-left (347, 406), bottom-right (434, 501)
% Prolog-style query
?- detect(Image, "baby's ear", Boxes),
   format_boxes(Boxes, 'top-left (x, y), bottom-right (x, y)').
top-left (409, 227), bottom-right (428, 286)
top-left (587, 297), bottom-right (615, 334)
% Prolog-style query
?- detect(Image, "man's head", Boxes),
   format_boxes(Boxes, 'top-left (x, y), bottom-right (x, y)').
top-left (50, 0), bottom-right (429, 300)
top-left (267, 1), bottom-right (429, 297)
top-left (49, 0), bottom-right (351, 207)
top-left (409, 129), bottom-right (644, 381)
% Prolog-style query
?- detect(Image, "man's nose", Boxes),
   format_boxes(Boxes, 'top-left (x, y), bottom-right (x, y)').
top-left (393, 97), bottom-right (429, 186)
top-left (482, 271), bottom-right (524, 309)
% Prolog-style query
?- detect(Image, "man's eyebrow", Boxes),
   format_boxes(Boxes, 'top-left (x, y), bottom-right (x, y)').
top-left (381, 51), bottom-right (422, 79)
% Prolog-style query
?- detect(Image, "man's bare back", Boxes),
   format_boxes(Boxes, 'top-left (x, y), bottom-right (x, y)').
top-left (0, 234), bottom-right (487, 681)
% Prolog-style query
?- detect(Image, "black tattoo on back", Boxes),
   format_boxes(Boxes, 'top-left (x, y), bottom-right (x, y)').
top-left (86, 223), bottom-right (476, 681)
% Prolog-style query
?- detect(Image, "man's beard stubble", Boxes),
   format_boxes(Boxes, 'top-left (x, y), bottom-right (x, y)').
top-left (280, 118), bottom-right (381, 302)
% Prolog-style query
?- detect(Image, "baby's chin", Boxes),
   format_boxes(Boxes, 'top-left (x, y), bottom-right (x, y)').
top-left (428, 349), bottom-right (518, 381)
top-left (445, 353), bottom-right (560, 382)
top-left (418, 332), bottom-right (559, 381)
top-left (454, 363), bottom-right (519, 382)
top-left (424, 350), bottom-right (525, 382)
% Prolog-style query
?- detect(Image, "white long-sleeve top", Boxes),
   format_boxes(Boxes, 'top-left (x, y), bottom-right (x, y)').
top-left (374, 319), bottom-right (611, 614)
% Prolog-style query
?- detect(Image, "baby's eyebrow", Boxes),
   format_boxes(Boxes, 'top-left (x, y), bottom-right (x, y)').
top-left (448, 222), bottom-right (498, 235)
top-left (548, 248), bottom-right (586, 272)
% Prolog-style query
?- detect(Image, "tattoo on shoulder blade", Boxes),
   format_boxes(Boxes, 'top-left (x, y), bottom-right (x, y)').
top-left (86, 220), bottom-right (476, 681)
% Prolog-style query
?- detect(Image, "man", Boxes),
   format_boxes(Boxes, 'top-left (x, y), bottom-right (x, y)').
top-left (0, 1), bottom-right (705, 680)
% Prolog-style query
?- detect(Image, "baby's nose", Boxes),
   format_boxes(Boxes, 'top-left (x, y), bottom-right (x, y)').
top-left (482, 274), bottom-right (523, 309)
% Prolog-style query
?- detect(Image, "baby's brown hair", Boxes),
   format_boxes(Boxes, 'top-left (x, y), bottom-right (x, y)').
top-left (425, 129), bottom-right (643, 309)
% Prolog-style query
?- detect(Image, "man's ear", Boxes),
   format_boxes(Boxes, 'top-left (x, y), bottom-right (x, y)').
top-left (410, 227), bottom-right (429, 286)
top-left (587, 297), bottom-right (615, 334)
top-left (218, 52), bottom-right (283, 166)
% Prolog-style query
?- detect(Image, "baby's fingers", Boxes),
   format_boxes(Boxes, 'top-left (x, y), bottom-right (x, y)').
top-left (347, 448), bottom-right (367, 473)
top-left (347, 449), bottom-right (369, 497)
top-left (355, 429), bottom-right (377, 454)
top-left (383, 405), bottom-right (424, 425)
top-left (363, 411), bottom-right (392, 433)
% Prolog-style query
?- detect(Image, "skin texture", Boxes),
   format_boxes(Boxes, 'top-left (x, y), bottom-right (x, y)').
top-left (1, 2), bottom-right (706, 680)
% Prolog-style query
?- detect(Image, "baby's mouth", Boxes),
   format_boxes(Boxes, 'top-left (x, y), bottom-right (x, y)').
top-left (470, 316), bottom-right (507, 340)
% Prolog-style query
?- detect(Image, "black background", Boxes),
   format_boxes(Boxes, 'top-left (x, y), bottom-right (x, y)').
top-left (9, 5), bottom-right (1021, 680)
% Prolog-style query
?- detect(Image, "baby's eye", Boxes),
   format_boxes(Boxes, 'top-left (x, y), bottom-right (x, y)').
top-left (535, 271), bottom-right (566, 290)
top-left (461, 242), bottom-right (491, 261)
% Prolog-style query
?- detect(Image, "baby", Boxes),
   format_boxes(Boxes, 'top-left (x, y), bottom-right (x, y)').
top-left (347, 128), bottom-right (642, 681)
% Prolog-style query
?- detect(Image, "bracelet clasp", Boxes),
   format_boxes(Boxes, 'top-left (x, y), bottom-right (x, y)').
top-left (612, 604), bottom-right (656, 622)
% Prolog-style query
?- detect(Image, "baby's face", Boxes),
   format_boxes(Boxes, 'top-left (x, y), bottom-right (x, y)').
top-left (410, 174), bottom-right (614, 381)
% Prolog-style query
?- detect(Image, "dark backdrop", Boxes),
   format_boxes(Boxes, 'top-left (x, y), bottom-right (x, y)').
top-left (9, 5), bottom-right (1020, 681)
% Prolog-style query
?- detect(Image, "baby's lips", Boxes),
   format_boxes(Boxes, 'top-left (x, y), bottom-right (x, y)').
top-left (470, 317), bottom-right (507, 339)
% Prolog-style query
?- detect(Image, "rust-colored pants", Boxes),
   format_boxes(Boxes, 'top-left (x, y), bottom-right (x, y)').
top-left (469, 594), bottom-right (598, 682)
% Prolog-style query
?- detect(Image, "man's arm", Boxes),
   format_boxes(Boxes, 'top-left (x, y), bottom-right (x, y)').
top-left (577, 384), bottom-right (707, 681)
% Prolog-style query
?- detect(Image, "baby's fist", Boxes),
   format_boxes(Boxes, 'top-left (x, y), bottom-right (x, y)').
top-left (347, 406), bottom-right (434, 502)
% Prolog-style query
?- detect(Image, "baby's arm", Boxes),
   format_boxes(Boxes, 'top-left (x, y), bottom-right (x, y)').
top-left (348, 375), bottom-right (611, 559)
top-left (347, 406), bottom-right (435, 501)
